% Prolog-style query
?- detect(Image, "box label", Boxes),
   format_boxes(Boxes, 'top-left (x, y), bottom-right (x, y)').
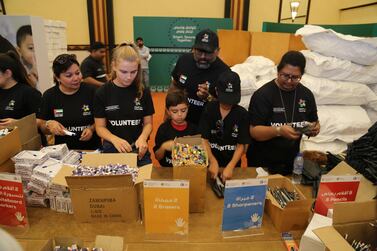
top-left (144, 180), bottom-right (189, 235)
top-left (314, 175), bottom-right (361, 216)
top-left (0, 173), bottom-right (28, 227)
top-left (222, 178), bottom-right (267, 231)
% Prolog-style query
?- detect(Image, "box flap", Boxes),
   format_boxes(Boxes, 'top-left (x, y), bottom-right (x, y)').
top-left (52, 165), bottom-right (76, 187)
top-left (328, 161), bottom-right (376, 201)
top-left (81, 153), bottom-right (137, 167)
top-left (175, 134), bottom-right (202, 145)
top-left (0, 127), bottom-right (22, 164)
top-left (66, 175), bottom-right (134, 189)
top-left (11, 113), bottom-right (38, 143)
top-left (135, 163), bottom-right (152, 184)
top-left (95, 235), bottom-right (123, 251)
top-left (333, 200), bottom-right (377, 224)
top-left (313, 226), bottom-right (354, 251)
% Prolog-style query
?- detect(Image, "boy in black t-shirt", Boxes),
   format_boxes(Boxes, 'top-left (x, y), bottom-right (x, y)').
top-left (154, 90), bottom-right (197, 167)
top-left (199, 71), bottom-right (250, 181)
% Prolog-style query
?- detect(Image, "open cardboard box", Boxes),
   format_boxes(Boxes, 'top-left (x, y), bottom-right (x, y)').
top-left (63, 153), bottom-right (152, 223)
top-left (173, 135), bottom-right (208, 213)
top-left (18, 235), bottom-right (123, 251)
top-left (265, 175), bottom-right (312, 232)
top-left (314, 200), bottom-right (377, 251)
top-left (0, 127), bottom-right (22, 173)
top-left (3, 113), bottom-right (41, 151)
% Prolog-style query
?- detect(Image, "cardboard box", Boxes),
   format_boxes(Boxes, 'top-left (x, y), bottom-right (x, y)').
top-left (172, 135), bottom-right (207, 213)
top-left (0, 127), bottom-right (22, 173)
top-left (65, 153), bottom-right (152, 222)
top-left (265, 175), bottom-right (312, 232)
top-left (10, 113), bottom-right (40, 150)
top-left (314, 200), bottom-right (377, 251)
top-left (327, 161), bottom-right (377, 202)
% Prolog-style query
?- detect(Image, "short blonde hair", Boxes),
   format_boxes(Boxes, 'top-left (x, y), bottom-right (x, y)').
top-left (111, 43), bottom-right (144, 98)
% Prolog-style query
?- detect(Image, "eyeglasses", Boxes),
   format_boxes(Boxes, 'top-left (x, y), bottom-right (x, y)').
top-left (215, 119), bottom-right (224, 138)
top-left (279, 73), bottom-right (301, 82)
top-left (54, 54), bottom-right (77, 65)
top-left (193, 48), bottom-right (215, 58)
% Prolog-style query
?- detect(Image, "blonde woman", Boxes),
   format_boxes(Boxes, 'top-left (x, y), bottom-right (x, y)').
top-left (94, 43), bottom-right (155, 166)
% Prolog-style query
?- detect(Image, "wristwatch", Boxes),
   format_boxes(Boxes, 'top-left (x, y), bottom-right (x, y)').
top-left (275, 126), bottom-right (281, 137)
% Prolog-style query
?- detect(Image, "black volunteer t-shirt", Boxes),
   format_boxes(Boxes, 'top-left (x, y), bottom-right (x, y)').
top-left (39, 84), bottom-right (100, 150)
top-left (80, 56), bottom-right (107, 84)
top-left (199, 101), bottom-right (250, 167)
top-left (171, 53), bottom-right (230, 125)
top-left (247, 80), bottom-right (318, 174)
top-left (0, 83), bottom-right (41, 119)
top-left (93, 82), bottom-right (155, 145)
top-left (153, 120), bottom-right (198, 167)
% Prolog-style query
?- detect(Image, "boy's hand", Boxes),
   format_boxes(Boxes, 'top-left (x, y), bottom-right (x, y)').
top-left (111, 135), bottom-right (132, 153)
top-left (162, 140), bottom-right (174, 152)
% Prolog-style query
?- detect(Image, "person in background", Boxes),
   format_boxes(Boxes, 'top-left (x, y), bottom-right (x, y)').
top-left (80, 41), bottom-right (107, 87)
top-left (0, 51), bottom-right (41, 126)
top-left (199, 71), bottom-right (250, 181)
top-left (154, 89), bottom-right (198, 167)
top-left (16, 25), bottom-right (38, 87)
top-left (136, 37), bottom-right (150, 87)
top-left (170, 29), bottom-right (230, 126)
top-left (247, 51), bottom-right (320, 175)
top-left (38, 54), bottom-right (100, 150)
top-left (94, 43), bottom-right (155, 166)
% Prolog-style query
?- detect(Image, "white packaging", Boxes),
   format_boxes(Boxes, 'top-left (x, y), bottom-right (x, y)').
top-left (30, 174), bottom-right (50, 188)
top-left (56, 196), bottom-right (68, 213)
top-left (15, 163), bottom-right (35, 172)
top-left (49, 196), bottom-right (57, 211)
top-left (61, 150), bottom-right (81, 165)
top-left (12, 151), bottom-right (49, 165)
top-left (27, 182), bottom-right (46, 195)
top-left (41, 144), bottom-right (69, 160)
top-left (299, 213), bottom-right (332, 251)
top-left (33, 158), bottom-right (63, 180)
top-left (46, 188), bottom-right (65, 197)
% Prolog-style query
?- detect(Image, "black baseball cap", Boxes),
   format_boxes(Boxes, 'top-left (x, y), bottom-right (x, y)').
top-left (216, 71), bottom-right (241, 105)
top-left (193, 29), bottom-right (219, 53)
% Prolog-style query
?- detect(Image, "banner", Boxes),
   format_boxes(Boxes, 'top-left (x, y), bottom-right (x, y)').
top-left (144, 180), bottom-right (189, 236)
top-left (133, 17), bottom-right (233, 90)
top-left (0, 173), bottom-right (28, 227)
top-left (314, 175), bottom-right (361, 216)
top-left (222, 178), bottom-right (267, 232)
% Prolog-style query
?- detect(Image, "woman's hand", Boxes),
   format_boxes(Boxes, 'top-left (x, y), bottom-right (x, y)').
top-left (79, 127), bottom-right (93, 141)
top-left (110, 135), bottom-right (132, 153)
top-left (46, 120), bottom-right (66, 136)
top-left (135, 136), bottom-right (148, 159)
top-left (0, 118), bottom-right (17, 127)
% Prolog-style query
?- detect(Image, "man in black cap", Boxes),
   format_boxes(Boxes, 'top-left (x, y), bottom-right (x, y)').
top-left (171, 29), bottom-right (230, 125)
top-left (199, 71), bottom-right (250, 181)
top-left (80, 41), bottom-right (108, 87)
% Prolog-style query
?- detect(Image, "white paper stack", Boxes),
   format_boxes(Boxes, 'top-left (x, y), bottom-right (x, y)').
top-left (41, 144), bottom-right (69, 160)
top-left (61, 150), bottom-right (81, 165)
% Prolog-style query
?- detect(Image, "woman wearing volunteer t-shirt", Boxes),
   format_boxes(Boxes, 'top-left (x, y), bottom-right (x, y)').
top-left (38, 54), bottom-right (100, 150)
top-left (94, 43), bottom-right (155, 166)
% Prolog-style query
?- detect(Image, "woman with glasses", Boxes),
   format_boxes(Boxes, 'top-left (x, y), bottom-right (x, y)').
top-left (247, 51), bottom-right (320, 175)
top-left (93, 43), bottom-right (154, 166)
top-left (38, 54), bottom-right (100, 150)
top-left (199, 71), bottom-right (250, 181)
top-left (0, 51), bottom-right (41, 127)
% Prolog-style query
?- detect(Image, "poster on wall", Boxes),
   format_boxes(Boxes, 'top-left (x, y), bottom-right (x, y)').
top-left (134, 17), bottom-right (233, 91)
top-left (0, 16), bottom-right (50, 92)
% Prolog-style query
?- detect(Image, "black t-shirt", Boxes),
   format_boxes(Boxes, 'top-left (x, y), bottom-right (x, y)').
top-left (38, 84), bottom-right (100, 150)
top-left (0, 83), bottom-right (41, 119)
top-left (199, 101), bottom-right (250, 167)
top-left (153, 120), bottom-right (198, 167)
top-left (80, 56), bottom-right (107, 84)
top-left (171, 53), bottom-right (230, 125)
top-left (93, 82), bottom-right (155, 145)
top-left (247, 80), bottom-right (318, 174)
